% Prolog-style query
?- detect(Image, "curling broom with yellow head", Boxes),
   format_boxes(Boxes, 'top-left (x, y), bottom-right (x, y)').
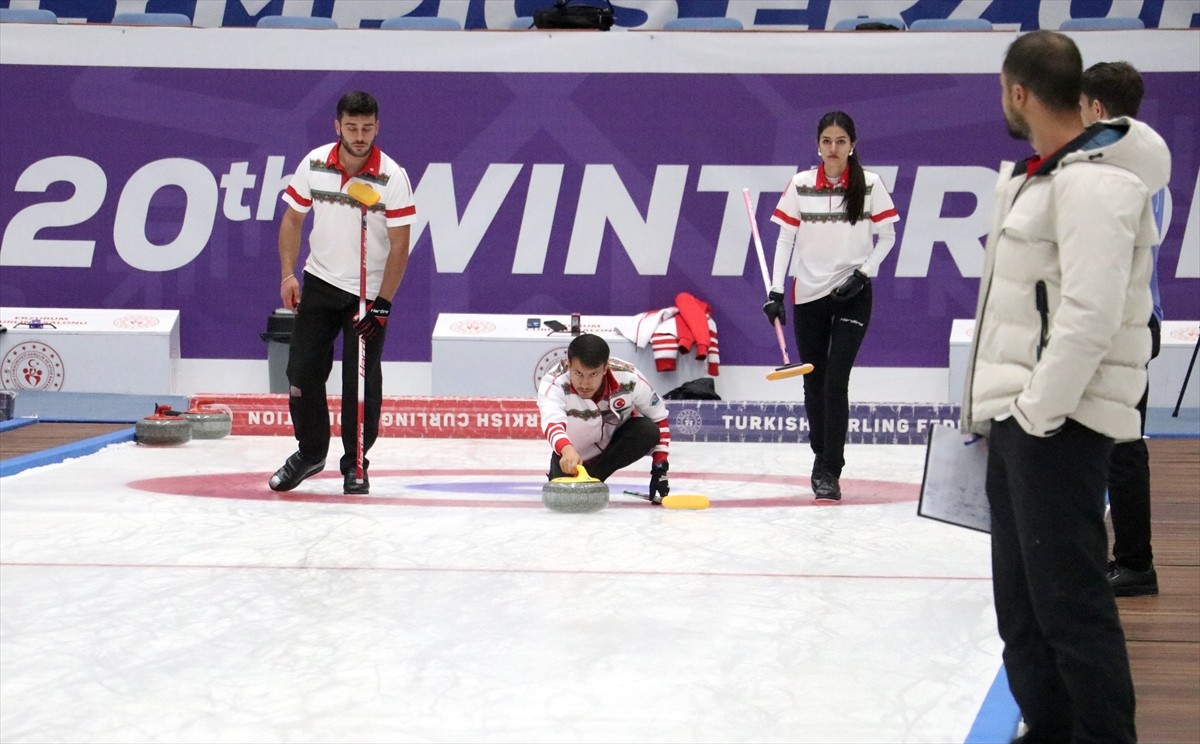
top-left (623, 490), bottom-right (710, 510)
top-left (743, 188), bottom-right (814, 381)
top-left (346, 182), bottom-right (381, 491)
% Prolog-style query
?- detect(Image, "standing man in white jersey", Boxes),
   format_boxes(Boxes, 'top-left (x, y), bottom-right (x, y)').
top-left (537, 334), bottom-right (672, 503)
top-left (269, 91), bottom-right (416, 496)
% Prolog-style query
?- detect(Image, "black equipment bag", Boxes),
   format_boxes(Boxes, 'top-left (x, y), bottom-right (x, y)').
top-left (663, 378), bottom-right (722, 401)
top-left (533, 0), bottom-right (615, 30)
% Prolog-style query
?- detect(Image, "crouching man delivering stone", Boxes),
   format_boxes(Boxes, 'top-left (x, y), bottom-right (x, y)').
top-left (537, 334), bottom-right (671, 502)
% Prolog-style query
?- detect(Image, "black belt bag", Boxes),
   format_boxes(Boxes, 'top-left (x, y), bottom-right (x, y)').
top-left (533, 0), bottom-right (615, 30)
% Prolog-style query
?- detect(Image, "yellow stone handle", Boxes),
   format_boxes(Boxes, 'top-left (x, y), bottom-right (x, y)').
top-left (551, 463), bottom-right (599, 483)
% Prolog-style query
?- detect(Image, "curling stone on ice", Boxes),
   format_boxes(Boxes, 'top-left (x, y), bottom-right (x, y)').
top-left (171, 401), bottom-right (232, 439)
top-left (136, 404), bottom-right (192, 446)
top-left (542, 464), bottom-right (609, 513)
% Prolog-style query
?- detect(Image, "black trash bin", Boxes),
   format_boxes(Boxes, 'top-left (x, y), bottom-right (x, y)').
top-left (261, 309), bottom-right (296, 394)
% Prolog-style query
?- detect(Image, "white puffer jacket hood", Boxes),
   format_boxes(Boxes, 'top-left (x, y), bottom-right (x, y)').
top-left (1060, 117), bottom-right (1170, 194)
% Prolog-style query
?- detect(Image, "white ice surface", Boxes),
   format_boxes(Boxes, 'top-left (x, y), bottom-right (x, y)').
top-left (1, 436), bottom-right (999, 743)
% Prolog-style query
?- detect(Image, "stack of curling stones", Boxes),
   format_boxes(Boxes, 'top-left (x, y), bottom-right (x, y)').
top-left (542, 464), bottom-right (609, 513)
top-left (135, 402), bottom-right (233, 445)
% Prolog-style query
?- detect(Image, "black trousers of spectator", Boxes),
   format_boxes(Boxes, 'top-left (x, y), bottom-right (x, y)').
top-left (986, 417), bottom-right (1136, 744)
top-left (548, 417), bottom-right (659, 482)
top-left (1107, 316), bottom-right (1161, 572)
top-left (792, 284), bottom-right (872, 477)
top-left (286, 273), bottom-right (386, 475)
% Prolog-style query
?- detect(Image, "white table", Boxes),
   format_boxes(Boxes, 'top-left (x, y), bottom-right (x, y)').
top-left (431, 313), bottom-right (711, 397)
top-left (1156, 321), bottom-right (1200, 409)
top-left (947, 318), bottom-right (1198, 409)
top-left (0, 307), bottom-right (180, 395)
top-left (947, 319), bottom-right (972, 405)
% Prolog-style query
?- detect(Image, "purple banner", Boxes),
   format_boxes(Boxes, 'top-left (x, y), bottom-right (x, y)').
top-left (1, 65), bottom-right (1197, 369)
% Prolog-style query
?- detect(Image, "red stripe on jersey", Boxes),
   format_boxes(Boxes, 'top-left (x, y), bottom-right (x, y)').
top-left (871, 207), bottom-right (898, 223)
top-left (286, 186), bottom-right (312, 207)
top-left (544, 422), bottom-right (569, 453)
top-left (773, 208), bottom-right (800, 227)
top-left (387, 204), bottom-right (416, 219)
top-left (655, 418), bottom-right (671, 456)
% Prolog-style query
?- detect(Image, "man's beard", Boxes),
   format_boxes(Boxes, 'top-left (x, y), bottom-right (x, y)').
top-left (1005, 112), bottom-right (1028, 141)
top-left (340, 137), bottom-right (372, 157)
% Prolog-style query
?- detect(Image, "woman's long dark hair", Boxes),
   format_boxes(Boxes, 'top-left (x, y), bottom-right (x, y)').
top-left (817, 111), bottom-right (866, 225)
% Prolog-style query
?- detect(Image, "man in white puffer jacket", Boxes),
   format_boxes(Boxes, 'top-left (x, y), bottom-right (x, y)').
top-left (961, 30), bottom-right (1170, 744)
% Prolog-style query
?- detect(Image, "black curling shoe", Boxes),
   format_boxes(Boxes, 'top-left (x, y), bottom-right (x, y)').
top-left (269, 452), bottom-right (325, 492)
top-left (344, 470), bottom-right (370, 495)
top-left (814, 473), bottom-right (842, 502)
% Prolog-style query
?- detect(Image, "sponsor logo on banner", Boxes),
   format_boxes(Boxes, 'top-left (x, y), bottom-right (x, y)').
top-left (668, 402), bottom-right (961, 445)
top-left (202, 394), bottom-right (543, 438)
top-left (532, 347), bottom-right (568, 391)
top-left (449, 319), bottom-right (497, 335)
top-left (1169, 325), bottom-right (1200, 341)
top-left (672, 408), bottom-right (704, 435)
top-left (114, 315), bottom-right (161, 330)
top-left (2, 342), bottom-right (66, 391)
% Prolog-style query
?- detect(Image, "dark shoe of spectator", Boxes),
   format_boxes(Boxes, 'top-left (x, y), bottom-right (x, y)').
top-left (1108, 561), bottom-right (1158, 597)
top-left (269, 452), bottom-right (325, 492)
top-left (1010, 724), bottom-right (1070, 743)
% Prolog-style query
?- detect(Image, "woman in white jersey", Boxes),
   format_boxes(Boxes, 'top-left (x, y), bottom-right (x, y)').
top-left (763, 111), bottom-right (900, 501)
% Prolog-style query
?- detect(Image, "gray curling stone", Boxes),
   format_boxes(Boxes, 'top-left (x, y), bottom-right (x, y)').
top-left (542, 465), bottom-right (609, 513)
top-left (136, 405), bottom-right (192, 446)
top-left (178, 409), bottom-right (232, 439)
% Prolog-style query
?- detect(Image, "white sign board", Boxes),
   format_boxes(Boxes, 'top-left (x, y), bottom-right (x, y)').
top-left (918, 423), bottom-right (991, 533)
top-left (0, 307), bottom-right (180, 395)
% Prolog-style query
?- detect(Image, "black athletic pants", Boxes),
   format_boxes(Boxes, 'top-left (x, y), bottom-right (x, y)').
top-left (792, 283), bottom-right (872, 476)
top-left (1107, 315), bottom-right (1161, 572)
top-left (286, 273), bottom-right (386, 475)
top-left (548, 417), bottom-right (659, 482)
top-left (986, 417), bottom-right (1136, 744)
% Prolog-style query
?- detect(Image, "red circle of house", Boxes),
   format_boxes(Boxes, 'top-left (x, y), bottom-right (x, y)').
top-left (127, 468), bottom-right (919, 508)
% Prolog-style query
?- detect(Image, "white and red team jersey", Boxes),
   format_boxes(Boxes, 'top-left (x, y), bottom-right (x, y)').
top-left (769, 167), bottom-right (899, 304)
top-left (282, 142), bottom-right (416, 298)
top-left (537, 357), bottom-right (670, 464)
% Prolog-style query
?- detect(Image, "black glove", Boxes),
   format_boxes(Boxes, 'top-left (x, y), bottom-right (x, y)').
top-left (353, 297), bottom-right (391, 340)
top-left (762, 291), bottom-right (786, 326)
top-left (830, 270), bottom-right (869, 302)
top-left (649, 460), bottom-right (670, 504)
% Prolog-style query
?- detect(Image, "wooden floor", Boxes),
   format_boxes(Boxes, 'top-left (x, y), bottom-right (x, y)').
top-left (2, 424), bottom-right (1198, 739)
top-left (0, 422), bottom-right (131, 459)
top-left (1113, 437), bottom-right (1200, 743)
